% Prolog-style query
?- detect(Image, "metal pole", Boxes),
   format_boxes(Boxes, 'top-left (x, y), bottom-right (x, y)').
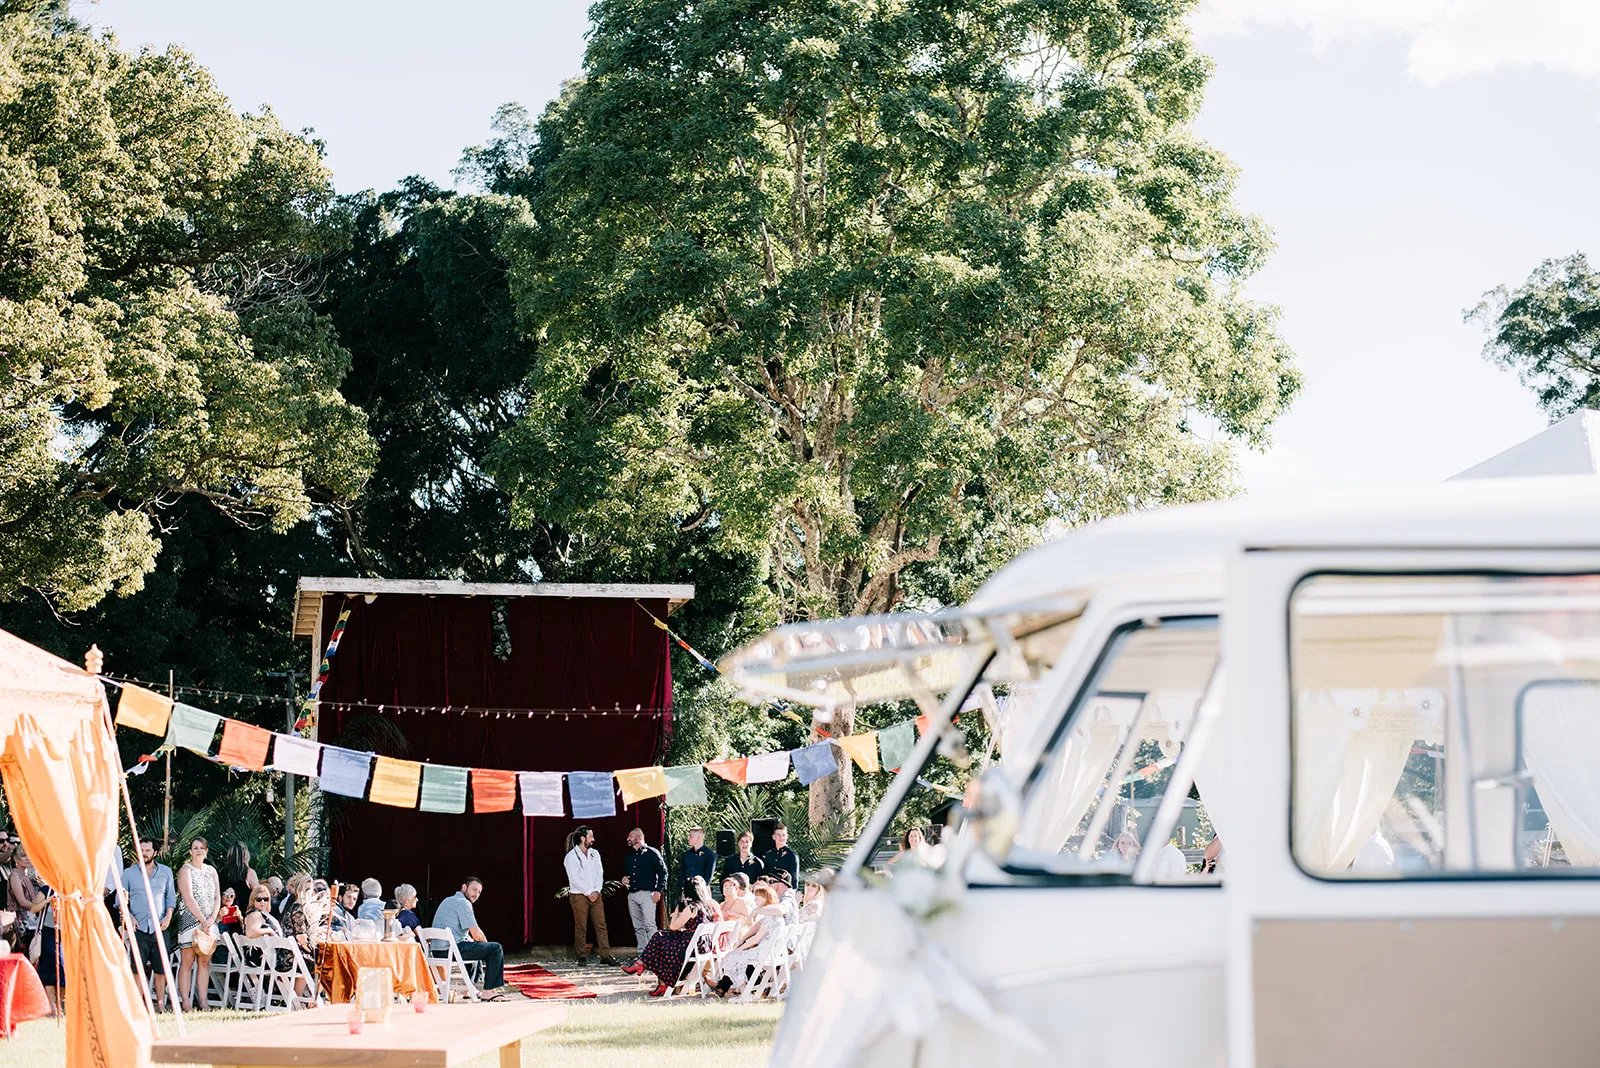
top-left (164, 669), bottom-right (174, 851)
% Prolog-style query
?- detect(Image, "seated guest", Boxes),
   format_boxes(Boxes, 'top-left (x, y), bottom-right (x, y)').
top-left (714, 884), bottom-right (788, 997)
top-left (241, 884), bottom-right (311, 996)
top-left (393, 884), bottom-right (423, 935)
top-left (721, 832), bottom-right (764, 883)
top-left (282, 873), bottom-right (314, 957)
top-left (303, 880), bottom-right (331, 944)
top-left (765, 873), bottom-right (799, 923)
top-left (331, 884), bottom-right (359, 936)
top-left (217, 887), bottom-right (243, 934)
top-left (357, 878), bottom-right (386, 923)
top-left (633, 877), bottom-right (721, 997)
top-left (799, 877), bottom-right (828, 922)
top-left (719, 874), bottom-right (753, 923)
top-left (431, 876), bottom-right (509, 999)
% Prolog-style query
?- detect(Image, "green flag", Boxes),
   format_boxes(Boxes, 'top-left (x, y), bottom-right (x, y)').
top-left (419, 764), bottom-right (469, 814)
top-left (878, 719), bottom-right (917, 771)
top-left (664, 765), bottom-right (708, 806)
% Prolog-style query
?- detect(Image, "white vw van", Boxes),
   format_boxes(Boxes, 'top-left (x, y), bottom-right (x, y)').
top-left (723, 475), bottom-right (1600, 1067)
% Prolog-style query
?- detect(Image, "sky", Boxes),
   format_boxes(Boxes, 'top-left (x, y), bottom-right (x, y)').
top-left (81, 0), bottom-right (1600, 494)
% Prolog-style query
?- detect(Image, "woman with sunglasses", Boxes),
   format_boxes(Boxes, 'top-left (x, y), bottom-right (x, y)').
top-left (241, 883), bottom-right (312, 998)
top-left (174, 837), bottom-right (220, 1011)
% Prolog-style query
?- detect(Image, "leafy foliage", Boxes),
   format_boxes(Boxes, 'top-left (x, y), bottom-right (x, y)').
top-left (1469, 252), bottom-right (1600, 417)
top-left (0, 7), bottom-right (374, 610)
top-left (481, 0), bottom-right (1300, 626)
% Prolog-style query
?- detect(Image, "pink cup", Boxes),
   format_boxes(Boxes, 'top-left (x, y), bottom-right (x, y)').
top-left (347, 1008), bottom-right (364, 1034)
top-left (413, 992), bottom-right (427, 1013)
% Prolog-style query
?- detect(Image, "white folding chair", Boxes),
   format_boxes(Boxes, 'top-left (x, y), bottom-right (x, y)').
top-left (417, 927), bottom-right (481, 1003)
top-left (733, 926), bottom-right (792, 1002)
top-left (674, 919), bottom-right (741, 999)
top-left (234, 935), bottom-right (318, 1012)
top-left (206, 932), bottom-right (241, 1008)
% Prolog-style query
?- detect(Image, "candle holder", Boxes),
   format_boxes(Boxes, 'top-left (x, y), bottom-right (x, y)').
top-left (355, 966), bottom-right (394, 1024)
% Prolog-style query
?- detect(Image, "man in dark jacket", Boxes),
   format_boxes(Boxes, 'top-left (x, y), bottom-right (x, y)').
top-left (678, 826), bottom-right (717, 898)
top-left (762, 822), bottom-right (801, 890)
top-left (620, 828), bottom-right (667, 962)
top-left (721, 831), bottom-right (765, 883)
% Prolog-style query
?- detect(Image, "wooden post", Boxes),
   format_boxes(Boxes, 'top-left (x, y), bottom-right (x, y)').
top-left (164, 668), bottom-right (173, 851)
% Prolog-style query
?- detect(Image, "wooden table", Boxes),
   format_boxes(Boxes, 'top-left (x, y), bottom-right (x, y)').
top-left (150, 1001), bottom-right (568, 1067)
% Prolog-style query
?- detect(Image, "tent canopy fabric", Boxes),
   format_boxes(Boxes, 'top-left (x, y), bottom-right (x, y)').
top-left (1451, 409), bottom-right (1600, 480)
top-left (0, 628), bottom-right (152, 1068)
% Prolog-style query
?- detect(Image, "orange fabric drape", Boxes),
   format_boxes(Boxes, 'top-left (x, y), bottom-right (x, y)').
top-left (0, 629), bottom-right (152, 1068)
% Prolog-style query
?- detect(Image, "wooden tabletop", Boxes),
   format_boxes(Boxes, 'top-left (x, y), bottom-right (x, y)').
top-left (150, 1001), bottom-right (568, 1067)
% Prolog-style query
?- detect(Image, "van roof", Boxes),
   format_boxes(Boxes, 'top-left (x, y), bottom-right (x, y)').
top-left (968, 474), bottom-right (1600, 611)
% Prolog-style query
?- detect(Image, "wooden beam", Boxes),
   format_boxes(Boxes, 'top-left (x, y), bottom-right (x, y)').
top-left (291, 578), bottom-right (696, 636)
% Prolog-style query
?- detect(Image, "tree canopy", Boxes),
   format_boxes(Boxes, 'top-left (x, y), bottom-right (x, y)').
top-left (1470, 252), bottom-right (1600, 418)
top-left (481, 0), bottom-right (1300, 623)
top-left (0, 5), bottom-right (373, 610)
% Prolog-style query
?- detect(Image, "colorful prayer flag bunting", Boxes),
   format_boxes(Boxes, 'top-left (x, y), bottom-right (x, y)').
top-left (115, 685), bottom-right (173, 736)
top-left (704, 757), bottom-right (748, 786)
top-left (319, 746), bottom-right (373, 798)
top-left (878, 719), bottom-right (916, 771)
top-left (837, 731), bottom-right (880, 773)
top-left (745, 751), bottom-right (790, 784)
top-left (791, 741), bottom-right (838, 786)
top-left (568, 771), bottom-right (617, 818)
top-left (614, 766), bottom-right (669, 806)
top-left (270, 734), bottom-right (321, 777)
top-left (420, 764), bottom-right (469, 814)
top-left (217, 719), bottom-right (272, 771)
top-left (914, 714), bottom-right (931, 737)
top-left (664, 765), bottom-right (708, 805)
top-left (296, 603), bottom-right (352, 732)
top-left (471, 768), bottom-right (517, 813)
top-left (165, 703), bottom-right (220, 756)
top-left (518, 772), bottom-right (565, 816)
top-left (369, 757), bottom-right (423, 808)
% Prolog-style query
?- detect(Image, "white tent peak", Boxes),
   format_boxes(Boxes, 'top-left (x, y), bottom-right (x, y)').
top-left (1451, 409), bottom-right (1600, 481)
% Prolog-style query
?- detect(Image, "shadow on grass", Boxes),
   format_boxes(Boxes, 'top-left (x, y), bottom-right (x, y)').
top-left (551, 1015), bottom-right (779, 1051)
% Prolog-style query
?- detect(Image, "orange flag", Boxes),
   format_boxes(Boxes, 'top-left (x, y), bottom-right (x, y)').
top-left (836, 731), bottom-right (880, 773)
top-left (471, 768), bottom-right (517, 812)
top-left (704, 757), bottom-right (748, 785)
top-left (614, 766), bottom-right (669, 806)
top-left (915, 714), bottom-right (931, 737)
top-left (115, 685), bottom-right (172, 736)
top-left (369, 757), bottom-right (423, 808)
top-left (216, 719), bottom-right (272, 772)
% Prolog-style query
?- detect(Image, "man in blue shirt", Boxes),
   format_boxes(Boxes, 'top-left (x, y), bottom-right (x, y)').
top-left (430, 876), bottom-right (505, 994)
top-left (121, 837), bottom-right (176, 1008)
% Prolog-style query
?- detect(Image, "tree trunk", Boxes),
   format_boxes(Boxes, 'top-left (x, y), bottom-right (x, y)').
top-left (808, 705), bottom-right (855, 833)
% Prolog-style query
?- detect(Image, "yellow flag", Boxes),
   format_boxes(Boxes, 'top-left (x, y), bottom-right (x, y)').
top-left (837, 731), bottom-right (880, 773)
top-left (115, 685), bottom-right (173, 736)
top-left (614, 766), bottom-right (669, 806)
top-left (368, 756), bottom-right (423, 808)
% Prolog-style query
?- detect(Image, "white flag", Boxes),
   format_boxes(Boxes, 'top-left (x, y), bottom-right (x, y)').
top-left (271, 734), bottom-right (321, 777)
top-left (745, 750), bottom-right (791, 784)
top-left (518, 771), bottom-right (566, 816)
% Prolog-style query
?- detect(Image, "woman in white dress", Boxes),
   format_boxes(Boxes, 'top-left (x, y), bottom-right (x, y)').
top-left (174, 837), bottom-right (220, 1011)
top-left (714, 884), bottom-right (787, 997)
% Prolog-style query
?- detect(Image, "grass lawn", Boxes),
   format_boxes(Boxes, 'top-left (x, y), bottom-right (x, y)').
top-left (0, 1001), bottom-right (782, 1067)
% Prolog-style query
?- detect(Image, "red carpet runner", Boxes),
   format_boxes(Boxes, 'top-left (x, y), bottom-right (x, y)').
top-left (503, 962), bottom-right (598, 1000)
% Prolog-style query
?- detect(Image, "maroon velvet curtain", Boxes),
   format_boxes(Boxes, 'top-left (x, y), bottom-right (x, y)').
top-left (315, 594), bottom-right (672, 947)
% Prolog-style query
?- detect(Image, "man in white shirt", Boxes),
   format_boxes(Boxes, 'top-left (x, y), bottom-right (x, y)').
top-left (563, 826), bottom-right (614, 965)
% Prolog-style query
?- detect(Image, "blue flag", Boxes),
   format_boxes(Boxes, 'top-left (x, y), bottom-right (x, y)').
top-left (319, 746), bottom-right (373, 798)
top-left (791, 741), bottom-right (838, 786)
top-left (567, 771), bottom-right (617, 819)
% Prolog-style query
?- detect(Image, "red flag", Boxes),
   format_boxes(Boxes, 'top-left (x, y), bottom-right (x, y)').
top-left (704, 758), bottom-right (748, 786)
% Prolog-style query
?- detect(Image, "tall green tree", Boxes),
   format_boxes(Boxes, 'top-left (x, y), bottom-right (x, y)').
top-left (479, 0), bottom-right (1300, 823)
top-left (0, 3), bottom-right (373, 611)
top-left (1470, 252), bottom-right (1600, 417)
top-left (485, 0), bottom-right (1298, 629)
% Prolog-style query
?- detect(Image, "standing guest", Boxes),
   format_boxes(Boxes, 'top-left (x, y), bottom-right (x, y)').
top-left (620, 828), bottom-right (667, 965)
top-left (393, 884), bottom-right (423, 935)
top-left (0, 831), bottom-right (15, 911)
top-left (431, 877), bottom-right (509, 997)
top-left (678, 826), bottom-right (717, 898)
top-left (762, 823), bottom-right (801, 890)
top-left (563, 827), bottom-right (615, 966)
top-left (721, 832), bottom-right (764, 883)
top-left (174, 837), bottom-right (220, 1012)
top-left (9, 844), bottom-right (41, 955)
top-left (33, 884), bottom-right (63, 1015)
top-left (218, 843), bottom-right (258, 912)
top-left (121, 836), bottom-right (177, 1010)
top-left (357, 878), bottom-right (386, 923)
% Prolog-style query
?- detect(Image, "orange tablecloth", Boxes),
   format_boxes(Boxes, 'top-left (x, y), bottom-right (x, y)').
top-left (0, 953), bottom-right (51, 1034)
top-left (315, 941), bottom-right (437, 1003)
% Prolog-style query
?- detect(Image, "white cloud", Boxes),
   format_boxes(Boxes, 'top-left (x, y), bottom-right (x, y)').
top-left (1193, 0), bottom-right (1600, 84)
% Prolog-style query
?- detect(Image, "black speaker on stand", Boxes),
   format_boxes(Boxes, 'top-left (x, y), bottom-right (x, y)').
top-left (752, 817), bottom-right (779, 858)
top-left (714, 829), bottom-right (738, 858)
